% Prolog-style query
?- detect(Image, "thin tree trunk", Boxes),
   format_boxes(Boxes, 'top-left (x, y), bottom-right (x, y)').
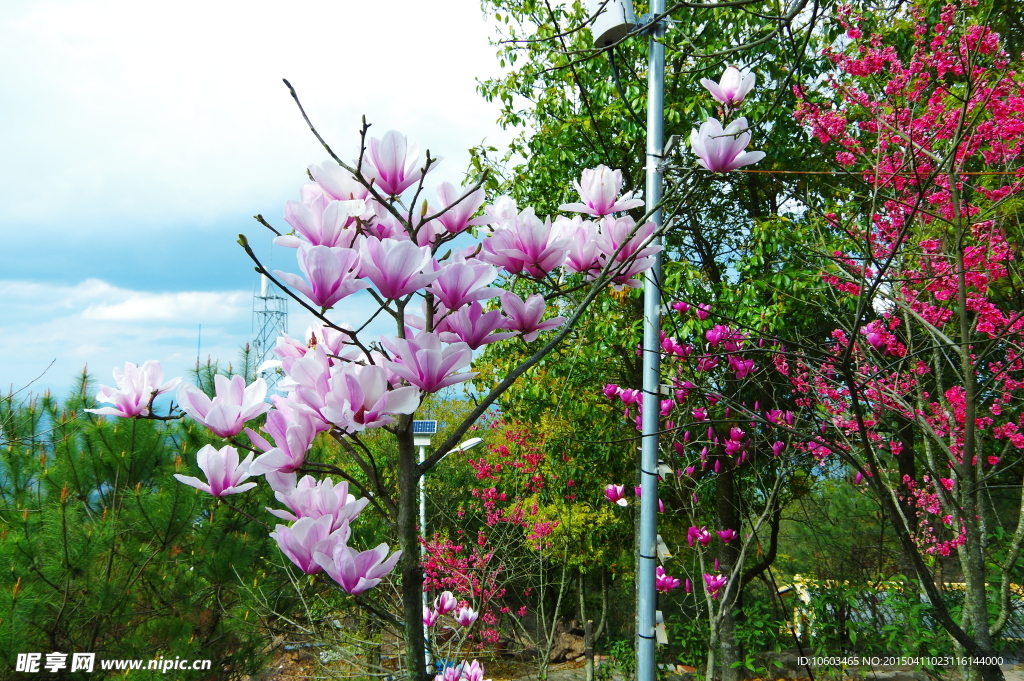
top-left (717, 464), bottom-right (742, 681)
top-left (584, 619), bottom-right (595, 681)
top-left (398, 427), bottom-right (427, 681)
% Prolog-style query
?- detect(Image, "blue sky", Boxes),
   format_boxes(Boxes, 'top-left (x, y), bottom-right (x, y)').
top-left (1, 0), bottom-right (514, 399)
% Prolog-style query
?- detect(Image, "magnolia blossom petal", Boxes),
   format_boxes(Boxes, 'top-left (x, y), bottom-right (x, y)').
top-left (174, 445), bottom-right (256, 497)
top-left (85, 361), bottom-right (181, 418)
top-left (177, 376), bottom-right (271, 438)
top-left (690, 117), bottom-right (765, 173)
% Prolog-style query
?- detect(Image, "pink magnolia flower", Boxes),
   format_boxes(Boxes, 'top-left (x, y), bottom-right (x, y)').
top-left (271, 323), bottom-right (353, 365)
top-left (481, 209), bottom-right (569, 277)
top-left (687, 526), bottom-right (712, 547)
top-left (428, 261), bottom-right (502, 311)
top-left (704, 573), bottom-right (728, 598)
top-left (729, 356), bottom-right (755, 379)
top-left (596, 216), bottom-right (660, 272)
top-left (278, 345), bottom-right (333, 425)
top-left (559, 165), bottom-right (645, 217)
top-left (700, 66), bottom-right (756, 107)
top-left (270, 515), bottom-right (346, 574)
top-left (274, 243), bottom-right (368, 309)
top-left (247, 410), bottom-right (319, 476)
top-left (619, 389), bottom-right (641, 406)
top-left (717, 528), bottom-right (738, 543)
top-left (86, 360), bottom-right (180, 418)
top-left (690, 117), bottom-right (766, 173)
top-left (860, 321), bottom-right (887, 351)
top-left (269, 476), bottom-right (370, 531)
top-left (314, 539), bottom-right (402, 595)
top-left (655, 566), bottom-right (681, 593)
top-left (706, 325), bottom-right (729, 347)
top-left (771, 441), bottom-right (785, 457)
top-left (424, 606), bottom-right (440, 627)
top-left (435, 590), bottom-right (458, 615)
top-left (435, 182), bottom-right (495, 234)
top-left (365, 202), bottom-right (411, 241)
top-left (439, 301), bottom-right (517, 350)
top-left (605, 484), bottom-right (628, 506)
top-left (309, 160), bottom-right (371, 202)
top-left (500, 292), bottom-right (566, 342)
top-left (454, 606), bottom-right (479, 627)
top-left (462, 660), bottom-right (485, 681)
top-left (383, 332), bottom-right (475, 393)
top-left (560, 217), bottom-right (603, 278)
top-left (177, 375), bottom-right (271, 438)
top-left (364, 130), bottom-right (434, 196)
top-left (277, 198), bottom-right (366, 249)
top-left (685, 578), bottom-right (692, 593)
top-left (174, 444), bottom-right (257, 497)
top-left (696, 304), bottom-right (711, 320)
top-left (660, 399), bottom-right (675, 417)
top-left (361, 237), bottom-right (441, 300)
top-left (484, 195), bottom-right (519, 223)
top-left (322, 364), bottom-right (421, 432)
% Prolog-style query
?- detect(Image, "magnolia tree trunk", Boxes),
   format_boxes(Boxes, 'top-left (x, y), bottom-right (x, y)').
top-left (398, 426), bottom-right (428, 681)
top-left (717, 468), bottom-right (742, 681)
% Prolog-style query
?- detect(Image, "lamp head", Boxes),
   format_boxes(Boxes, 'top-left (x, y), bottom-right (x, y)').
top-left (589, 0), bottom-right (636, 47)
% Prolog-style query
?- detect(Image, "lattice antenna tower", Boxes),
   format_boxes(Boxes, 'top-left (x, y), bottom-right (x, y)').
top-left (253, 274), bottom-right (288, 389)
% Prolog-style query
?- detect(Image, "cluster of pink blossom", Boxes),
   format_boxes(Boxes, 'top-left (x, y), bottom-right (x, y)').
top-left (423, 590), bottom-right (479, 629)
top-left (424, 420), bottom-right (574, 646)
top-left (421, 532), bottom-right (505, 644)
top-left (435, 660), bottom-right (486, 681)
top-left (771, 1), bottom-right (1024, 566)
top-left (901, 476), bottom-right (966, 557)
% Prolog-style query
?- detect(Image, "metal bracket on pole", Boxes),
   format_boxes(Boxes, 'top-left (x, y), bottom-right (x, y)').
top-left (634, 13), bottom-right (667, 35)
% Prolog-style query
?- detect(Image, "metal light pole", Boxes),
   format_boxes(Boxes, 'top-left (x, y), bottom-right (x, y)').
top-left (414, 420), bottom-right (483, 673)
top-left (636, 4), bottom-right (665, 677)
top-left (590, 1), bottom-right (664, 679)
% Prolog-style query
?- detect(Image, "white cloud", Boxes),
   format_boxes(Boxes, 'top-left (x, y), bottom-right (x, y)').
top-left (0, 278), bottom-right (400, 400)
top-left (82, 290), bottom-right (248, 322)
top-left (0, 0), bottom-right (511, 231)
top-left (0, 0), bottom-right (518, 398)
top-left (0, 279), bottom-right (252, 396)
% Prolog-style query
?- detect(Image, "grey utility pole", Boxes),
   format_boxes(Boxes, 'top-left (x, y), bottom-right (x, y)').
top-left (637, 2), bottom-right (665, 680)
top-left (589, 1), bottom-right (665, 679)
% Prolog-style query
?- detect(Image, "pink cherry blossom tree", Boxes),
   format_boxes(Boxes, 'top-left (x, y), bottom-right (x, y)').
top-left (594, 5), bottom-right (1024, 679)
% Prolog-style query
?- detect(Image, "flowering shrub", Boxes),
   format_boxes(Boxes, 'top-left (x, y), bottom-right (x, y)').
top-left (85, 100), bottom-right (663, 677)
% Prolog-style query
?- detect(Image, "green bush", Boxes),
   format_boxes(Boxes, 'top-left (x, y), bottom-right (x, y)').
top-left (0, 372), bottom-right (292, 679)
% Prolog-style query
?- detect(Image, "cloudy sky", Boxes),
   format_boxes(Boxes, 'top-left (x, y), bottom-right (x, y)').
top-left (1, 0), bottom-right (514, 398)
